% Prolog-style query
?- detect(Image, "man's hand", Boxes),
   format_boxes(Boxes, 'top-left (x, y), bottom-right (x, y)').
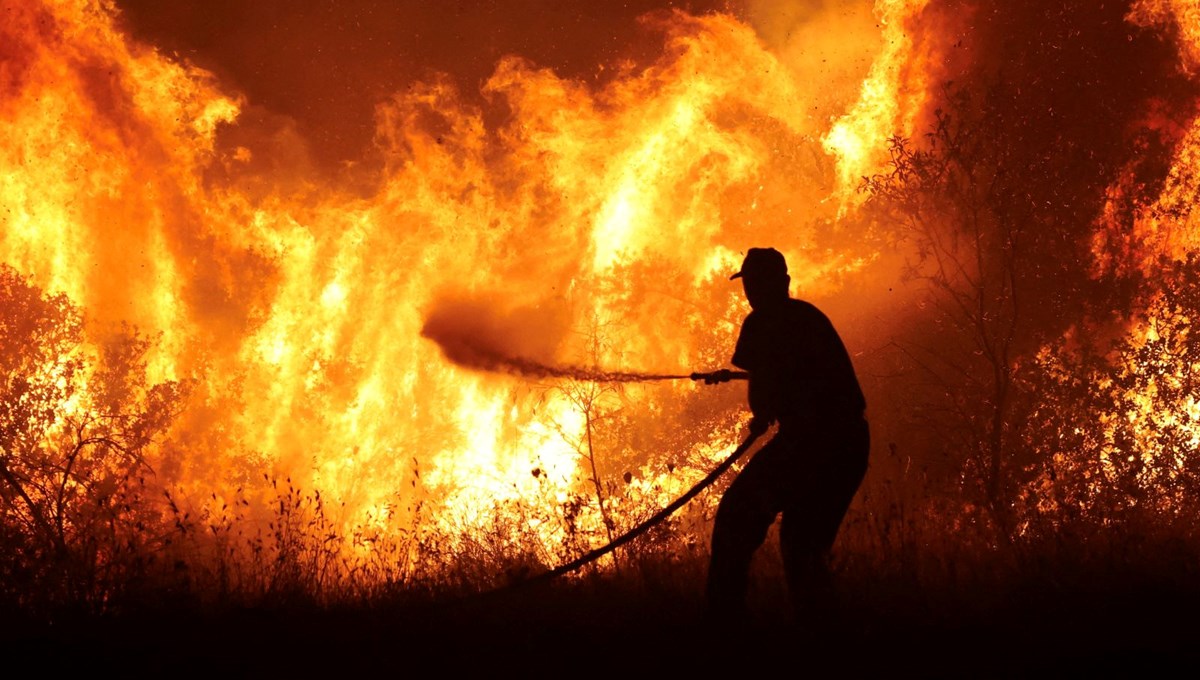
top-left (748, 415), bottom-right (772, 437)
top-left (701, 369), bottom-right (734, 385)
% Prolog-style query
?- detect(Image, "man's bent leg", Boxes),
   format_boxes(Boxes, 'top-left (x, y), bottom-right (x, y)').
top-left (779, 524), bottom-right (835, 625)
top-left (706, 438), bottom-right (791, 619)
top-left (780, 418), bottom-right (869, 622)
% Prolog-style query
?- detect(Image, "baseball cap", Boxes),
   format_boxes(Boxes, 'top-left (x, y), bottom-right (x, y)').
top-left (730, 247), bottom-right (788, 280)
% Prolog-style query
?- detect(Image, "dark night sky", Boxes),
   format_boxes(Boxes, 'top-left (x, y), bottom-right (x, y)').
top-left (113, 1), bottom-right (736, 167)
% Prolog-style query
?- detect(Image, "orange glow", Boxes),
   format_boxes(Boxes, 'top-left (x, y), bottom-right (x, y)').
top-left (823, 0), bottom-right (933, 208)
top-left (1, 0), bottom-right (933, 573)
top-left (1064, 0), bottom-right (1200, 512)
top-left (1129, 0), bottom-right (1200, 73)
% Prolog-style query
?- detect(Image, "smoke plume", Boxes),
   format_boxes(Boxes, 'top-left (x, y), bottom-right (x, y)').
top-left (421, 296), bottom-right (690, 383)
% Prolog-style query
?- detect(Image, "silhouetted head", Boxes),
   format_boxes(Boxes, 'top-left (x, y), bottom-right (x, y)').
top-left (731, 247), bottom-right (790, 310)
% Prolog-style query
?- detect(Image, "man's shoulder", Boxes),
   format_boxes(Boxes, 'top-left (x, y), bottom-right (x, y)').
top-left (739, 307), bottom-right (763, 328)
top-left (784, 298), bottom-right (832, 326)
top-left (786, 297), bottom-right (822, 313)
top-left (742, 299), bottom-right (833, 333)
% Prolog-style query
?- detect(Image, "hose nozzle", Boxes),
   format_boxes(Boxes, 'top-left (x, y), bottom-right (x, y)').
top-left (690, 369), bottom-right (750, 384)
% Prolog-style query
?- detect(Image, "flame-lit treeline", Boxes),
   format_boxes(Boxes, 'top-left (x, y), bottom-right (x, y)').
top-left (1083, 0), bottom-right (1200, 502)
top-left (995, 0), bottom-right (1200, 506)
top-left (5, 0), bottom-right (1200, 581)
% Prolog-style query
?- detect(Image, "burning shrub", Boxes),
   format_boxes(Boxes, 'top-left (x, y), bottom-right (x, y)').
top-left (1024, 255), bottom-right (1200, 526)
top-left (0, 265), bottom-right (185, 613)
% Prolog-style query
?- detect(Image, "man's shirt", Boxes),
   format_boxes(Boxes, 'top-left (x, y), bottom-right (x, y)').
top-left (731, 298), bottom-right (866, 428)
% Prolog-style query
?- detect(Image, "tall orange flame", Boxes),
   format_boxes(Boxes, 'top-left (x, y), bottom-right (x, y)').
top-left (2, 1), bottom-right (929, 566)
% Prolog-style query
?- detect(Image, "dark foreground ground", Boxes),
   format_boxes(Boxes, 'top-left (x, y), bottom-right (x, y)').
top-left (4, 576), bottom-right (1199, 678)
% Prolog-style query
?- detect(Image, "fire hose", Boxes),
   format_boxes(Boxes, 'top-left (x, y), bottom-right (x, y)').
top-left (521, 431), bottom-right (760, 588)
top-left (439, 369), bottom-right (755, 604)
top-left (507, 369), bottom-right (756, 589)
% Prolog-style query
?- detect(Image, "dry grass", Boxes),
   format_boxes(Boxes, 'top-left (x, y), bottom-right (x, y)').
top-left (3, 457), bottom-right (1200, 678)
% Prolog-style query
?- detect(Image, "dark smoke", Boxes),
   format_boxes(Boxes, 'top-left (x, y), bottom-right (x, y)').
top-left (900, 0), bottom-right (1198, 340)
top-left (112, 0), bottom-right (731, 170)
top-left (421, 297), bottom-right (689, 383)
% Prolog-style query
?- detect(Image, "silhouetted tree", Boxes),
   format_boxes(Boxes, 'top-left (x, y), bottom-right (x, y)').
top-left (547, 318), bottom-right (628, 569)
top-left (863, 91), bottom-right (1034, 532)
top-left (0, 265), bottom-right (185, 608)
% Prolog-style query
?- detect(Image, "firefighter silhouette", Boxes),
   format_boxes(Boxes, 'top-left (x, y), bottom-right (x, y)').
top-left (704, 247), bottom-right (869, 620)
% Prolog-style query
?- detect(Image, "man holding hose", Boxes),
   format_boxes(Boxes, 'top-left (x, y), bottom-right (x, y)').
top-left (703, 247), bottom-right (869, 622)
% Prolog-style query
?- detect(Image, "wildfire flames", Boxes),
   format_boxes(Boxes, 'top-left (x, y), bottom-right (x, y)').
top-left (4, 0), bottom-right (1200, 592)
